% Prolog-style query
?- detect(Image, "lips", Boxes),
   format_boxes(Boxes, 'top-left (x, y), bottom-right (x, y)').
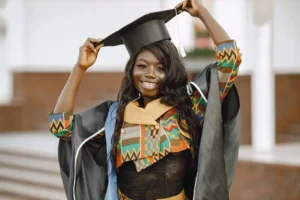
top-left (141, 81), bottom-right (158, 90)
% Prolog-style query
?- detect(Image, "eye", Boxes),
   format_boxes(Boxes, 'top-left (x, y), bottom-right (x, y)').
top-left (136, 64), bottom-right (147, 69)
top-left (157, 66), bottom-right (165, 72)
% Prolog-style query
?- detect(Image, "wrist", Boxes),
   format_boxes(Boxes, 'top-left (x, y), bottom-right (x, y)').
top-left (196, 6), bottom-right (208, 20)
top-left (74, 64), bottom-right (87, 73)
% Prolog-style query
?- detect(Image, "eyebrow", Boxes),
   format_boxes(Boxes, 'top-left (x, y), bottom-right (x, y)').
top-left (136, 58), bottom-right (148, 63)
top-left (136, 58), bottom-right (161, 65)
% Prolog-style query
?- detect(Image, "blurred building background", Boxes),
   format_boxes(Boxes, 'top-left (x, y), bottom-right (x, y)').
top-left (0, 0), bottom-right (299, 199)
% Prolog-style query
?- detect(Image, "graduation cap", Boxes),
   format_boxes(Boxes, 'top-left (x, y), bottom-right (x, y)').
top-left (95, 7), bottom-right (185, 56)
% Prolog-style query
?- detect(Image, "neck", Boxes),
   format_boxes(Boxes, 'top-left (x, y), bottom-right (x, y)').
top-left (141, 96), bottom-right (157, 107)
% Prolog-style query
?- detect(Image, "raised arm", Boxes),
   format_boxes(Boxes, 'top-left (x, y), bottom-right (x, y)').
top-left (49, 38), bottom-right (103, 139)
top-left (178, 0), bottom-right (242, 100)
top-left (184, 1), bottom-right (242, 100)
top-left (181, 0), bottom-right (242, 123)
top-left (54, 38), bottom-right (103, 113)
top-left (176, 0), bottom-right (230, 45)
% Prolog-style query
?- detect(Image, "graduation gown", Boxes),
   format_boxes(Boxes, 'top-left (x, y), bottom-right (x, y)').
top-left (55, 63), bottom-right (240, 200)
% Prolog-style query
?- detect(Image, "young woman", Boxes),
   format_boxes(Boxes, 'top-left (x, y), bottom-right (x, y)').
top-left (49, 0), bottom-right (242, 199)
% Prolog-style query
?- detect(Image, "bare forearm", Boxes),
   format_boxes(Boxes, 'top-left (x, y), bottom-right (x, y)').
top-left (53, 65), bottom-right (86, 114)
top-left (197, 6), bottom-right (231, 44)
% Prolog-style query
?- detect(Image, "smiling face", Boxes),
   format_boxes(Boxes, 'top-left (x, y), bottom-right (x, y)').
top-left (133, 50), bottom-right (165, 102)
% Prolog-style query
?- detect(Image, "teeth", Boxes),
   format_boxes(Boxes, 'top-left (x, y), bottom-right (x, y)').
top-left (144, 82), bottom-right (156, 86)
top-left (142, 82), bottom-right (157, 89)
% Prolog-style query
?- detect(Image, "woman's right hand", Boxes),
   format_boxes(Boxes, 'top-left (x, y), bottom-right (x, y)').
top-left (76, 38), bottom-right (104, 70)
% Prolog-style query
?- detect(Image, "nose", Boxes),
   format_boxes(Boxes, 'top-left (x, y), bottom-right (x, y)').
top-left (145, 66), bottom-right (156, 79)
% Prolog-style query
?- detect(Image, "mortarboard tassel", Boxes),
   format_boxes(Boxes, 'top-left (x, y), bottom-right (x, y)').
top-left (175, 8), bottom-right (186, 58)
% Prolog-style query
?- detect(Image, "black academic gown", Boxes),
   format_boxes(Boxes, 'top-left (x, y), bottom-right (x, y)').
top-left (57, 63), bottom-right (240, 200)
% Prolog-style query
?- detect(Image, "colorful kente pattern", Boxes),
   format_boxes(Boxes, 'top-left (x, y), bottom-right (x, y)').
top-left (48, 112), bottom-right (73, 140)
top-left (48, 112), bottom-right (105, 140)
top-left (216, 40), bottom-right (242, 100)
top-left (117, 125), bottom-right (141, 167)
top-left (160, 108), bottom-right (190, 153)
top-left (190, 40), bottom-right (242, 122)
top-left (116, 108), bottom-right (190, 172)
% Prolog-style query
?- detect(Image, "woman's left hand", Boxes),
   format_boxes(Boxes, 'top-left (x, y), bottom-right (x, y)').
top-left (175, 0), bottom-right (204, 17)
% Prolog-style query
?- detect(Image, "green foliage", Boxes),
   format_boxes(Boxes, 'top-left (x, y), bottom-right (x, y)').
top-left (195, 32), bottom-right (210, 38)
top-left (185, 48), bottom-right (215, 58)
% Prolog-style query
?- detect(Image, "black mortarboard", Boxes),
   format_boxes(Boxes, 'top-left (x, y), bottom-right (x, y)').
top-left (95, 8), bottom-right (184, 56)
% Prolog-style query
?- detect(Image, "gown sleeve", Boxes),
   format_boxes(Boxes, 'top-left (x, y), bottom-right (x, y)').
top-left (190, 40), bottom-right (242, 124)
top-left (48, 112), bottom-right (73, 140)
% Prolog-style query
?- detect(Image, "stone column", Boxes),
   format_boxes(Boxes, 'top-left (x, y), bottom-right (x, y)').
top-left (250, 0), bottom-right (275, 152)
